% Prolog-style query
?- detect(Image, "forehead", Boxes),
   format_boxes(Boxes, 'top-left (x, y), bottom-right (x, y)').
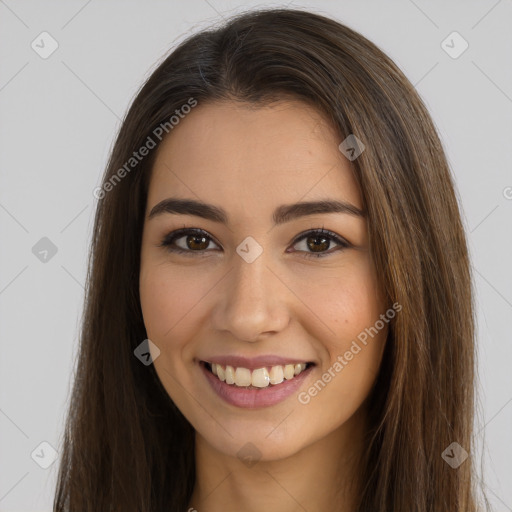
top-left (146, 99), bottom-right (362, 224)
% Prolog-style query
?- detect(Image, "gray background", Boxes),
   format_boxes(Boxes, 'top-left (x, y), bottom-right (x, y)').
top-left (0, 0), bottom-right (511, 510)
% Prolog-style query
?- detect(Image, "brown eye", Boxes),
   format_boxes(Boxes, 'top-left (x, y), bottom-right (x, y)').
top-left (159, 227), bottom-right (350, 259)
top-left (181, 233), bottom-right (209, 250)
top-left (159, 228), bottom-right (220, 256)
top-left (306, 234), bottom-right (330, 252)
top-left (289, 229), bottom-right (350, 259)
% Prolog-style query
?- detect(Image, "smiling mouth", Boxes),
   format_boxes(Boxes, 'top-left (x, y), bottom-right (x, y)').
top-left (201, 361), bottom-right (314, 389)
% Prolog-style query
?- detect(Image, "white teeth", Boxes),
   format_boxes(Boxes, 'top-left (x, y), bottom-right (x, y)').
top-left (235, 367), bottom-right (252, 386)
top-left (208, 362), bottom-right (309, 388)
top-left (269, 365), bottom-right (284, 385)
top-left (225, 365), bottom-right (235, 385)
top-left (251, 368), bottom-right (270, 388)
top-left (284, 364), bottom-right (295, 380)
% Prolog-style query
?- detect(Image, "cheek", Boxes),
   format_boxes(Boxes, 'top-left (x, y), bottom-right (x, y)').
top-left (293, 258), bottom-right (386, 410)
top-left (139, 266), bottom-right (202, 405)
top-left (332, 271), bottom-right (386, 377)
top-left (324, 295), bottom-right (386, 392)
top-left (139, 263), bottom-right (209, 342)
top-left (139, 272), bottom-right (175, 340)
top-left (291, 256), bottom-right (384, 347)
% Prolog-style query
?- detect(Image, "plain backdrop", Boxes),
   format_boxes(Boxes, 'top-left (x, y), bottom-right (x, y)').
top-left (0, 1), bottom-right (511, 510)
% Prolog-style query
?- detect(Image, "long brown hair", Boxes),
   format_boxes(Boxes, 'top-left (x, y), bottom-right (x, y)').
top-left (53, 7), bottom-right (483, 511)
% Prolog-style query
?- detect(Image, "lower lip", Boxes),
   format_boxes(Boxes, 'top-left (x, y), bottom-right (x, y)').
top-left (200, 362), bottom-right (314, 409)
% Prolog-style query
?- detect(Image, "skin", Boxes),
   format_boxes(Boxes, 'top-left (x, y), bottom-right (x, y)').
top-left (139, 99), bottom-right (388, 512)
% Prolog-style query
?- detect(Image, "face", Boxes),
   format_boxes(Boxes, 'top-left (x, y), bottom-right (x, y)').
top-left (139, 99), bottom-right (388, 462)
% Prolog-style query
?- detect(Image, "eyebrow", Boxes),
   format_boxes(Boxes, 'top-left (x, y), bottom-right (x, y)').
top-left (148, 197), bottom-right (366, 225)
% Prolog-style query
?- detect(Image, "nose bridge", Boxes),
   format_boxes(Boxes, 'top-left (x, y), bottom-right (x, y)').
top-left (213, 245), bottom-right (289, 342)
top-left (233, 250), bottom-right (270, 305)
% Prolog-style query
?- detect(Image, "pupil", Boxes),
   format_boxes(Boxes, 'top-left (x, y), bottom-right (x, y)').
top-left (188, 235), bottom-right (208, 250)
top-left (308, 235), bottom-right (329, 252)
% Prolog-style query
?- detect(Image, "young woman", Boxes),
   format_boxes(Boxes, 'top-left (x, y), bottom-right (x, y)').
top-left (54, 8), bottom-right (484, 512)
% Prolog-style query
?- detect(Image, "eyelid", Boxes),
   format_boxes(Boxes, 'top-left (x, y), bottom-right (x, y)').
top-left (291, 227), bottom-right (350, 247)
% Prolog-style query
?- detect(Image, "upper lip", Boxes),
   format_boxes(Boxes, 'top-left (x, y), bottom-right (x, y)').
top-left (200, 355), bottom-right (313, 370)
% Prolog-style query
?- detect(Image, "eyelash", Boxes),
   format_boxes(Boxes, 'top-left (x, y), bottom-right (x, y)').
top-left (158, 226), bottom-right (351, 259)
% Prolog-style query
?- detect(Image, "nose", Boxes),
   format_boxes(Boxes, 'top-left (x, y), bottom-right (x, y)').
top-left (210, 250), bottom-right (290, 342)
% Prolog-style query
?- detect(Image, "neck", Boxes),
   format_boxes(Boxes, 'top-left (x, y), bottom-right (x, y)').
top-left (187, 406), bottom-right (368, 512)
